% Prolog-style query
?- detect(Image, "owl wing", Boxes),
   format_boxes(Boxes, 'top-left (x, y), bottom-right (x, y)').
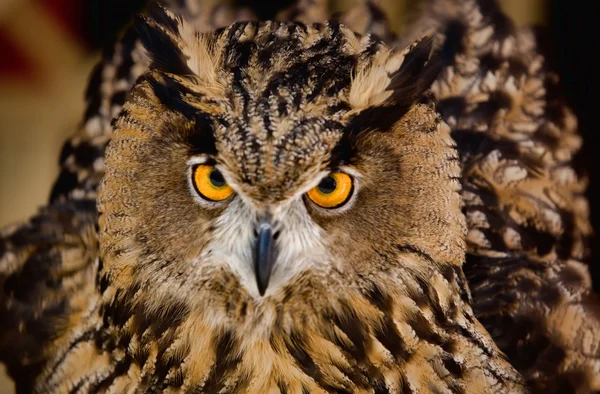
top-left (394, 0), bottom-right (600, 392)
top-left (0, 1), bottom-right (254, 387)
top-left (0, 199), bottom-right (100, 388)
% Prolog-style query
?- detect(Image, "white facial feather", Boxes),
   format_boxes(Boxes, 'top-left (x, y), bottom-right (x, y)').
top-left (268, 202), bottom-right (333, 295)
top-left (198, 194), bottom-right (331, 299)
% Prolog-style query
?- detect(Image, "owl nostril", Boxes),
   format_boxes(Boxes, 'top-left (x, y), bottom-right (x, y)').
top-left (273, 230), bottom-right (281, 241)
top-left (253, 228), bottom-right (258, 237)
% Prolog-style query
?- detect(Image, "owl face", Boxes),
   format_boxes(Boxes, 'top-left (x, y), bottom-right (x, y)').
top-left (98, 7), bottom-right (465, 324)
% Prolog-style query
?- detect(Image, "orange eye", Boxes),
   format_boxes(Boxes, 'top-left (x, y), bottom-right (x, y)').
top-left (192, 164), bottom-right (234, 201)
top-left (307, 172), bottom-right (353, 209)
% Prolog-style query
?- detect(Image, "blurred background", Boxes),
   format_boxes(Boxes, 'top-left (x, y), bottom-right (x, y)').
top-left (0, 0), bottom-right (598, 392)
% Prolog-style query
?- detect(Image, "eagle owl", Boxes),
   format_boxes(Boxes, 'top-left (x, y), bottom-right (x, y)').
top-left (1, 0), bottom-right (599, 393)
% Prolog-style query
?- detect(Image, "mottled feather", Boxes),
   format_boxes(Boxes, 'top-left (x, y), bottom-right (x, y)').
top-left (400, 1), bottom-right (600, 391)
top-left (0, 1), bottom-right (598, 393)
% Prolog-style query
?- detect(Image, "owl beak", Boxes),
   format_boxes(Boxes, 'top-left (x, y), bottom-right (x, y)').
top-left (254, 219), bottom-right (275, 296)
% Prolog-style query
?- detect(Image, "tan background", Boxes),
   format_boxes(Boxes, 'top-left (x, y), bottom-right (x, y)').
top-left (0, 1), bottom-right (545, 392)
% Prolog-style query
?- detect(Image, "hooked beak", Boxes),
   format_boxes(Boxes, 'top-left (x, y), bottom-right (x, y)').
top-left (254, 218), bottom-right (275, 296)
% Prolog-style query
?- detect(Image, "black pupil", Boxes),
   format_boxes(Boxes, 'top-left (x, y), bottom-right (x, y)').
top-left (209, 169), bottom-right (226, 187)
top-left (318, 176), bottom-right (337, 194)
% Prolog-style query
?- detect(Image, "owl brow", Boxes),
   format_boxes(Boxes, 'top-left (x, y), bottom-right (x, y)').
top-left (146, 75), bottom-right (217, 156)
top-left (328, 103), bottom-right (413, 167)
top-left (330, 39), bottom-right (443, 168)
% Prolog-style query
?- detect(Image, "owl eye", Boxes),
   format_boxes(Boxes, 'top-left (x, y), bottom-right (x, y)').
top-left (307, 172), bottom-right (353, 209)
top-left (192, 164), bottom-right (234, 202)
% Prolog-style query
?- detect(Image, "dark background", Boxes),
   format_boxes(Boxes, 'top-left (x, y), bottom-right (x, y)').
top-left (548, 1), bottom-right (600, 290)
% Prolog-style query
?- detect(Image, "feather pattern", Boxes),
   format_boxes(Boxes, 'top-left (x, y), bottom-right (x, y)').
top-left (0, 1), bottom-right (598, 393)
top-left (401, 1), bottom-right (600, 391)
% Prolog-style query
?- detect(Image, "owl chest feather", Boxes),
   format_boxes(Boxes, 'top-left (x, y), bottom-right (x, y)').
top-left (34, 264), bottom-right (526, 394)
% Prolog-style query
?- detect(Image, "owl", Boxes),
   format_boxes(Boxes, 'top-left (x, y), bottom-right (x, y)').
top-left (1, 0), bottom-right (599, 393)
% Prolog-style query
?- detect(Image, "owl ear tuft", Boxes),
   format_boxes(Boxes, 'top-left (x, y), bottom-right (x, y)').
top-left (385, 35), bottom-right (443, 108)
top-left (135, 2), bottom-right (220, 85)
top-left (334, 36), bottom-right (443, 167)
top-left (135, 3), bottom-right (192, 75)
top-left (348, 34), bottom-right (442, 110)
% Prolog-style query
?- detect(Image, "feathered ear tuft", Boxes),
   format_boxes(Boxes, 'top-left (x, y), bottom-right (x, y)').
top-left (334, 36), bottom-right (443, 167)
top-left (385, 36), bottom-right (442, 107)
top-left (135, 3), bottom-right (192, 75)
top-left (135, 2), bottom-right (220, 85)
top-left (348, 34), bottom-right (442, 110)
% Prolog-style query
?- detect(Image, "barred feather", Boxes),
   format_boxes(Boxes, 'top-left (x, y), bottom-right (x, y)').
top-left (1, 1), bottom-right (598, 393)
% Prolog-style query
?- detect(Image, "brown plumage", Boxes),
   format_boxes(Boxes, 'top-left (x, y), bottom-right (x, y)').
top-left (0, 0), bottom-right (598, 393)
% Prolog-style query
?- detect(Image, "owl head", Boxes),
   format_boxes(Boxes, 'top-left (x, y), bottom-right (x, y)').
top-left (97, 4), bottom-right (471, 378)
